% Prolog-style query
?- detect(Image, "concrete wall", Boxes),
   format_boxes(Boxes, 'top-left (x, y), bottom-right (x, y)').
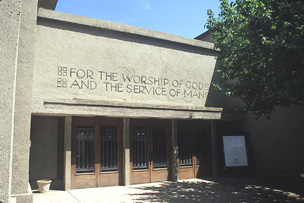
top-left (31, 9), bottom-right (223, 120)
top-left (248, 105), bottom-right (304, 179)
top-left (0, 0), bottom-right (38, 202)
top-left (0, 1), bottom-right (23, 202)
top-left (11, 0), bottom-right (38, 201)
top-left (29, 116), bottom-right (63, 189)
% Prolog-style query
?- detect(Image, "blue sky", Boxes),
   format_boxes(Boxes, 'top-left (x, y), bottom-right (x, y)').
top-left (55, 0), bottom-right (220, 39)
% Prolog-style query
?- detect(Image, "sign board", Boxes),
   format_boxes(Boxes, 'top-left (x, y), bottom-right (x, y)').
top-left (223, 136), bottom-right (248, 167)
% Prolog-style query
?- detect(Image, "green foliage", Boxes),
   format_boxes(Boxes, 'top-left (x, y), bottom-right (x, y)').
top-left (205, 0), bottom-right (304, 118)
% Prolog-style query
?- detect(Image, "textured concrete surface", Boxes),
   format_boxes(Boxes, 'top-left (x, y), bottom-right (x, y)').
top-left (11, 0), bottom-right (37, 201)
top-left (33, 178), bottom-right (304, 203)
top-left (63, 116), bottom-right (72, 191)
top-left (37, 8), bottom-right (216, 51)
top-left (0, 1), bottom-right (23, 202)
top-left (32, 8), bottom-right (223, 119)
top-left (0, 0), bottom-right (37, 202)
top-left (122, 118), bottom-right (130, 186)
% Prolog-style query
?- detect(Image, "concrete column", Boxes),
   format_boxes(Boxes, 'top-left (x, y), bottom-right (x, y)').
top-left (171, 120), bottom-right (178, 181)
top-left (122, 118), bottom-right (130, 186)
top-left (63, 116), bottom-right (72, 190)
top-left (0, 1), bottom-right (22, 202)
top-left (211, 120), bottom-right (219, 177)
top-left (5, 0), bottom-right (38, 202)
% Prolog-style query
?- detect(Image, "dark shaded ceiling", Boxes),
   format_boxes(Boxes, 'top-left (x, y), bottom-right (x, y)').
top-left (38, 0), bottom-right (58, 10)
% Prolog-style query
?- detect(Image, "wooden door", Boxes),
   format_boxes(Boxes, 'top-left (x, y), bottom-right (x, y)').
top-left (178, 120), bottom-right (212, 180)
top-left (98, 118), bottom-right (123, 187)
top-left (130, 119), bottom-right (171, 184)
top-left (71, 117), bottom-right (97, 189)
top-left (71, 117), bottom-right (122, 189)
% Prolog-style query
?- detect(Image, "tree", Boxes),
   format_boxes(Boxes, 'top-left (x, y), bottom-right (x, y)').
top-left (205, 0), bottom-right (304, 118)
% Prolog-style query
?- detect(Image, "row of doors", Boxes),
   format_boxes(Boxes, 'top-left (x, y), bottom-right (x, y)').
top-left (71, 117), bottom-right (212, 189)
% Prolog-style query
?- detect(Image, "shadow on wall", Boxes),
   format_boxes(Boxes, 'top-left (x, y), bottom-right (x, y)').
top-left (205, 60), bottom-right (245, 112)
top-left (130, 178), bottom-right (304, 203)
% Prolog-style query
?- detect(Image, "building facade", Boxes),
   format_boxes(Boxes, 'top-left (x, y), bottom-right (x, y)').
top-left (1, 0), bottom-right (303, 203)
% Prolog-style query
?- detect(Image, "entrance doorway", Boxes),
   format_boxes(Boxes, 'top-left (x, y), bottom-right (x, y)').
top-left (71, 117), bottom-right (122, 189)
top-left (130, 119), bottom-right (171, 184)
top-left (178, 120), bottom-right (212, 179)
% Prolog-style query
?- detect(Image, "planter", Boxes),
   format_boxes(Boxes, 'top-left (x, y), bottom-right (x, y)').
top-left (37, 179), bottom-right (52, 193)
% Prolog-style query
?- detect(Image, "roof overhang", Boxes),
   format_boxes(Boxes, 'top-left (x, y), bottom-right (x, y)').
top-left (38, 0), bottom-right (58, 10)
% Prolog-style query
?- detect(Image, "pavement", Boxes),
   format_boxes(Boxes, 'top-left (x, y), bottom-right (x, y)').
top-left (33, 178), bottom-right (304, 203)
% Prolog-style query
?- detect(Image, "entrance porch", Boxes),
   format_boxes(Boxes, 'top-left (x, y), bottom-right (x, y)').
top-left (29, 116), bottom-right (221, 190)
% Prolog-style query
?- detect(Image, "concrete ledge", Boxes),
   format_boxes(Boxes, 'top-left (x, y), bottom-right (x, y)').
top-left (220, 112), bottom-right (247, 120)
top-left (40, 98), bottom-right (223, 112)
top-left (37, 8), bottom-right (218, 51)
top-left (32, 98), bottom-right (222, 120)
top-left (11, 193), bottom-right (33, 203)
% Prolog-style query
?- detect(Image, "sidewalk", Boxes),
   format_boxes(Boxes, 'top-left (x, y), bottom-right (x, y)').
top-left (33, 178), bottom-right (304, 203)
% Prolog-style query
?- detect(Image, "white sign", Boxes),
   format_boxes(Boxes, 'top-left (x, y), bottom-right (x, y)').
top-left (223, 136), bottom-right (248, 167)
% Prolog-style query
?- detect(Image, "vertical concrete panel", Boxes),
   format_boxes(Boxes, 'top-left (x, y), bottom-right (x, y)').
top-left (29, 117), bottom-right (58, 182)
top-left (211, 120), bottom-right (219, 177)
top-left (64, 116), bottom-right (72, 191)
top-left (0, 0), bottom-right (22, 202)
top-left (171, 120), bottom-right (178, 181)
top-left (11, 1), bottom-right (38, 202)
top-left (123, 118), bottom-right (130, 186)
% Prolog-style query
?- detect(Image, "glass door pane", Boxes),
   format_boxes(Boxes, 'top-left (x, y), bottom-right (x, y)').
top-left (76, 127), bottom-right (95, 173)
top-left (100, 127), bottom-right (118, 172)
top-left (152, 127), bottom-right (167, 169)
top-left (132, 128), bottom-right (148, 170)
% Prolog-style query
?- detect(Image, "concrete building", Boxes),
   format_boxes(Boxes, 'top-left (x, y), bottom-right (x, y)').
top-left (1, 0), bottom-right (303, 202)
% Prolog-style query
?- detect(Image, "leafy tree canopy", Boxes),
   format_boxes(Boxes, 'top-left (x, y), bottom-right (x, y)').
top-left (205, 0), bottom-right (304, 118)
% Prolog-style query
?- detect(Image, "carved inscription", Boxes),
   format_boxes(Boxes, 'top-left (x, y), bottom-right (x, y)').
top-left (57, 66), bottom-right (67, 88)
top-left (57, 66), bottom-right (210, 99)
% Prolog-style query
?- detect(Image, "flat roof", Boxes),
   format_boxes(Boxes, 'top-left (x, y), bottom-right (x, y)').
top-left (38, 8), bottom-right (217, 52)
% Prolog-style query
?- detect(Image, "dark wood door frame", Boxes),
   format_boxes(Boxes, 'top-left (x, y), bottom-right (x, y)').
top-left (98, 117), bottom-right (123, 187)
top-left (130, 119), bottom-right (171, 184)
top-left (177, 120), bottom-right (212, 179)
top-left (71, 117), bottom-right (123, 189)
